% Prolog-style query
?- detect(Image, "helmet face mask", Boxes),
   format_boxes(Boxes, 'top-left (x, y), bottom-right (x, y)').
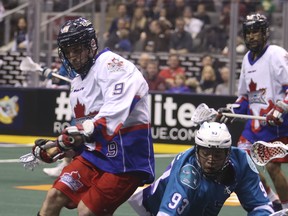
top-left (57, 17), bottom-right (98, 77)
top-left (195, 122), bottom-right (231, 178)
top-left (242, 13), bottom-right (269, 53)
top-left (197, 146), bottom-right (229, 176)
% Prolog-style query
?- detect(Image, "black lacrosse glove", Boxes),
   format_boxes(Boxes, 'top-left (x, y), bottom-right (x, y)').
top-left (32, 139), bottom-right (64, 163)
top-left (215, 107), bottom-right (235, 124)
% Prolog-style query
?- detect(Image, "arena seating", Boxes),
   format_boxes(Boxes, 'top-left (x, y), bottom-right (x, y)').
top-left (0, 51), bottom-right (244, 87)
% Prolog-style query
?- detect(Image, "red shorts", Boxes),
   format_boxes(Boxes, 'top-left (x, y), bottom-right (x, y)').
top-left (53, 156), bottom-right (143, 215)
top-left (237, 135), bottom-right (288, 163)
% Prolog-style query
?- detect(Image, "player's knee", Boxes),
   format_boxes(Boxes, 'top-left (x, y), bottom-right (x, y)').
top-left (77, 201), bottom-right (96, 216)
top-left (46, 188), bottom-right (61, 199)
top-left (45, 188), bottom-right (69, 207)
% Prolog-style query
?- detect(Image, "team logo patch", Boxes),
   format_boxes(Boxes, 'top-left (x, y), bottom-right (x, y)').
top-left (0, 95), bottom-right (19, 124)
top-left (248, 79), bottom-right (266, 105)
top-left (246, 153), bottom-right (259, 174)
top-left (180, 164), bottom-right (200, 189)
top-left (107, 57), bottom-right (124, 72)
top-left (60, 171), bottom-right (83, 191)
top-left (224, 186), bottom-right (232, 195)
top-left (61, 26), bottom-right (70, 33)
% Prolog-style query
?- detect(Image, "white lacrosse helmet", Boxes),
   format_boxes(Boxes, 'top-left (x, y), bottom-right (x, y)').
top-left (195, 122), bottom-right (231, 149)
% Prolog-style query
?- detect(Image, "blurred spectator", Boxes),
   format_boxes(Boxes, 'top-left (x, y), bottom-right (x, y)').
top-left (105, 28), bottom-right (132, 52)
top-left (193, 3), bottom-right (212, 52)
top-left (198, 54), bottom-right (222, 83)
top-left (166, 74), bottom-right (191, 94)
top-left (169, 17), bottom-right (193, 54)
top-left (0, 1), bottom-right (5, 47)
top-left (222, 34), bottom-right (246, 56)
top-left (129, 6), bottom-right (148, 45)
top-left (200, 24), bottom-right (227, 53)
top-left (199, 65), bottom-right (217, 94)
top-left (52, 0), bottom-right (70, 11)
top-left (11, 16), bottom-right (30, 52)
top-left (220, 1), bottom-right (247, 26)
top-left (215, 66), bottom-right (231, 95)
top-left (126, 0), bottom-right (150, 19)
top-left (2, 0), bottom-right (18, 9)
top-left (106, 3), bottom-right (130, 36)
top-left (259, 0), bottom-right (275, 21)
top-left (194, 3), bottom-right (211, 25)
top-left (144, 60), bottom-right (167, 91)
top-left (115, 29), bottom-right (132, 52)
top-left (158, 7), bottom-right (173, 33)
top-left (166, 0), bottom-right (187, 26)
top-left (134, 19), bottom-right (170, 52)
top-left (183, 6), bottom-right (203, 51)
top-left (189, 0), bottom-right (216, 12)
top-left (159, 54), bottom-right (186, 88)
top-left (144, 0), bottom-right (166, 22)
top-left (186, 77), bottom-right (201, 93)
top-left (219, 2), bottom-right (230, 27)
top-left (183, 6), bottom-right (204, 40)
top-left (0, 0), bottom-right (19, 47)
top-left (105, 18), bottom-right (131, 51)
top-left (137, 52), bottom-right (151, 76)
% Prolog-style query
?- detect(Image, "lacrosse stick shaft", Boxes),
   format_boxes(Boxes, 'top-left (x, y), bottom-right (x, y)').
top-left (222, 112), bottom-right (266, 121)
top-left (20, 56), bottom-right (71, 83)
top-left (270, 208), bottom-right (288, 216)
top-left (50, 72), bottom-right (71, 83)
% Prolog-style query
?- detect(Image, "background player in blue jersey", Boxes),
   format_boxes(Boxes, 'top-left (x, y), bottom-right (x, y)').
top-left (217, 13), bottom-right (288, 211)
top-left (129, 122), bottom-right (274, 216)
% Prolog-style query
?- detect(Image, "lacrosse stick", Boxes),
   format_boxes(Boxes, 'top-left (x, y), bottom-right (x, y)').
top-left (270, 208), bottom-right (288, 216)
top-left (20, 56), bottom-right (71, 83)
top-left (191, 103), bottom-right (218, 125)
top-left (19, 153), bottom-right (40, 171)
top-left (19, 140), bottom-right (59, 171)
top-left (250, 141), bottom-right (288, 166)
top-left (191, 103), bottom-right (266, 125)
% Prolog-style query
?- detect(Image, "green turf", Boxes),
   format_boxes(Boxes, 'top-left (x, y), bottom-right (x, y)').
top-left (0, 146), bottom-right (282, 215)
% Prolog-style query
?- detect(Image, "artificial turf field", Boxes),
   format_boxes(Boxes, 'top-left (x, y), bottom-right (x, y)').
top-left (0, 140), bottom-right (282, 216)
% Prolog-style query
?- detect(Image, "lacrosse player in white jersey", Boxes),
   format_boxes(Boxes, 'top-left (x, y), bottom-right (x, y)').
top-left (31, 17), bottom-right (155, 216)
top-left (217, 13), bottom-right (288, 211)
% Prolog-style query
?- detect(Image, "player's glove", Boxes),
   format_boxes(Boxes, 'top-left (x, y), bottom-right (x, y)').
top-left (56, 119), bottom-right (95, 151)
top-left (215, 107), bottom-right (235, 124)
top-left (266, 101), bottom-right (288, 126)
top-left (215, 103), bottom-right (240, 124)
top-left (32, 139), bottom-right (64, 163)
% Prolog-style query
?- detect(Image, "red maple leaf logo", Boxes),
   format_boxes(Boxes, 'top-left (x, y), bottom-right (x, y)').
top-left (73, 99), bottom-right (98, 119)
top-left (70, 171), bottom-right (81, 180)
top-left (249, 79), bottom-right (257, 92)
top-left (74, 99), bottom-right (85, 118)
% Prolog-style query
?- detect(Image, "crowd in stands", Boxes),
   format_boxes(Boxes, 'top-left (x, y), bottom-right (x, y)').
top-left (98, 0), bottom-right (283, 95)
top-left (102, 0), bottom-right (282, 54)
top-left (134, 51), bottom-right (231, 95)
top-left (0, 0), bottom-right (284, 95)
